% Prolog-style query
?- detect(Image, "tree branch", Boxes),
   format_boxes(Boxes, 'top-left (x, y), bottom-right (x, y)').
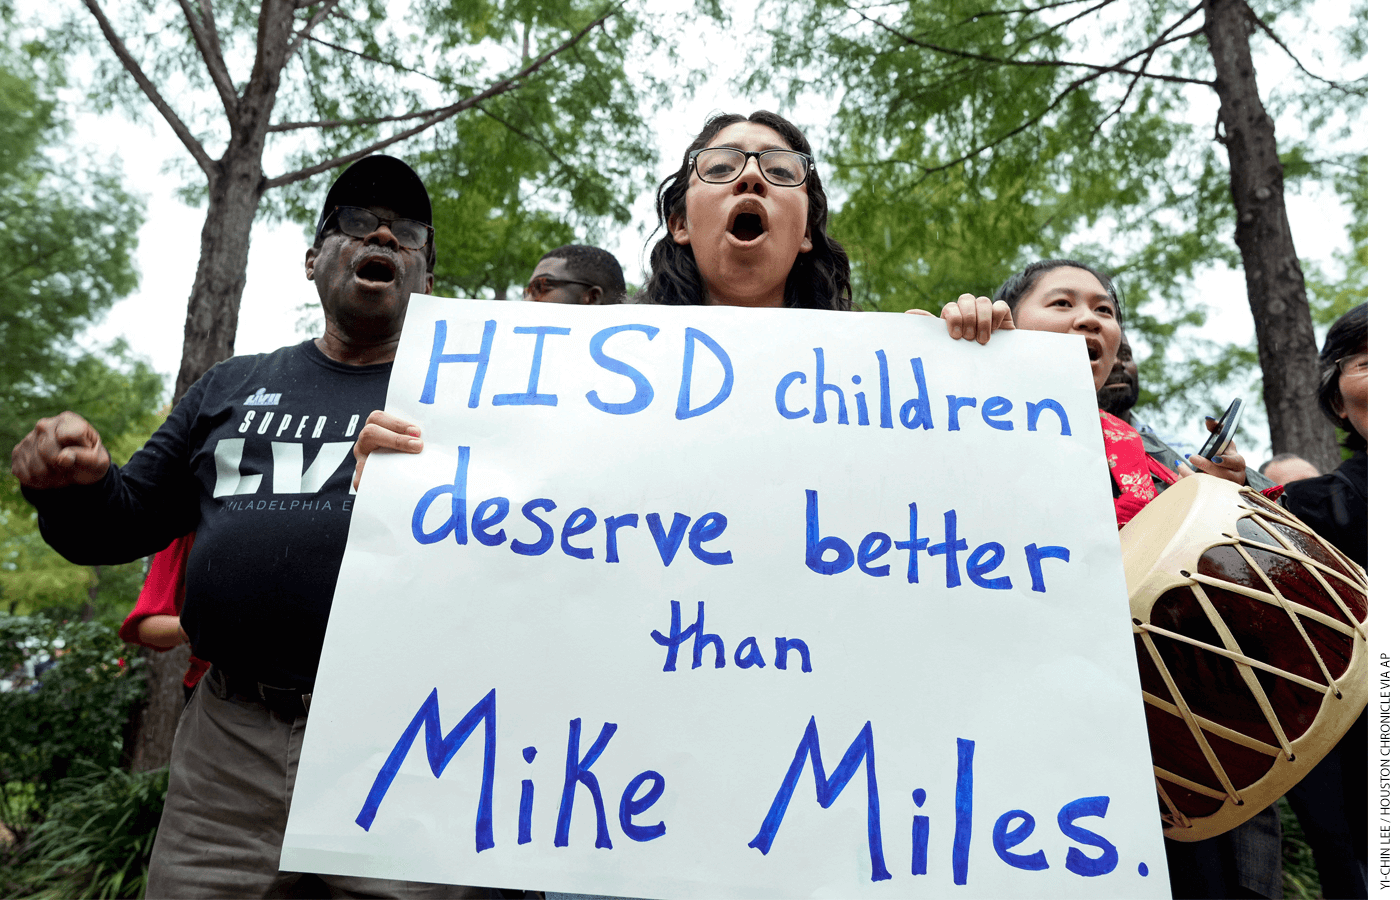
top-left (176, 0), bottom-right (238, 119)
top-left (80, 0), bottom-right (215, 178)
top-left (1017, 0), bottom-right (1123, 55)
top-left (879, 0), bottom-right (1123, 58)
top-left (950, 0), bottom-right (1107, 27)
top-left (264, 9), bottom-right (615, 190)
top-left (243, 1), bottom-right (300, 131)
top-left (1246, 7), bottom-right (1366, 97)
top-left (269, 106), bottom-right (451, 132)
top-left (477, 105), bottom-right (572, 172)
top-left (0, 245), bottom-right (67, 283)
top-left (1091, 48), bottom-right (1152, 135)
top-left (304, 34), bottom-right (462, 88)
top-left (1091, 27), bottom-right (1202, 134)
top-left (844, 1), bottom-right (1214, 86)
top-left (910, 65), bottom-right (1123, 180)
top-left (286, 0), bottom-right (341, 59)
top-left (1111, 1), bottom-right (1207, 69)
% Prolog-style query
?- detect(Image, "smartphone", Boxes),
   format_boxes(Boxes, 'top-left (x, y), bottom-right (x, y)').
top-left (1193, 398), bottom-right (1243, 468)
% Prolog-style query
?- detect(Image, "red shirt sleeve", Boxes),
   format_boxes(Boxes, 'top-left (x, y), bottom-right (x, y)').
top-left (118, 532), bottom-right (195, 647)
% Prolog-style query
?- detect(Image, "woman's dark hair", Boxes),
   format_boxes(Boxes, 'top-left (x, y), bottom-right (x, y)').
top-left (992, 259), bottom-right (1121, 320)
top-left (1317, 301), bottom-right (1367, 452)
top-left (640, 111), bottom-right (851, 310)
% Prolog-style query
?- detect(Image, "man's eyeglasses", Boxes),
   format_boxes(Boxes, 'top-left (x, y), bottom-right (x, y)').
top-left (688, 147), bottom-right (813, 187)
top-left (525, 275), bottom-right (596, 300)
top-left (320, 206), bottom-right (433, 250)
top-left (1338, 352), bottom-right (1368, 378)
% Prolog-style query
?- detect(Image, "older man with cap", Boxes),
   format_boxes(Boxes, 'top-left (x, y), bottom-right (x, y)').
top-left (11, 156), bottom-right (483, 898)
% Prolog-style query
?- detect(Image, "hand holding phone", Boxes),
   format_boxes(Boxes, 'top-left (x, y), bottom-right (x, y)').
top-left (1191, 398), bottom-right (1243, 471)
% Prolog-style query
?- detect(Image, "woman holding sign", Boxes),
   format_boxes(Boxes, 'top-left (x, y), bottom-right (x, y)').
top-left (936, 262), bottom-right (1294, 900)
top-left (344, 110), bottom-right (853, 900)
top-left (638, 110), bottom-right (851, 310)
top-left (351, 110), bottom-right (851, 483)
top-left (931, 260), bottom-right (1253, 525)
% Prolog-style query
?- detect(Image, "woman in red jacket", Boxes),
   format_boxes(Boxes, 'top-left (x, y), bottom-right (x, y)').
top-left (119, 532), bottom-right (209, 696)
top-left (932, 259), bottom-right (1255, 520)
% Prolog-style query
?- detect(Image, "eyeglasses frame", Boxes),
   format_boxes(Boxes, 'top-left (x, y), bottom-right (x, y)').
top-left (319, 205), bottom-right (434, 250)
top-left (1337, 352), bottom-right (1368, 378)
top-left (525, 275), bottom-right (599, 300)
top-left (687, 147), bottom-right (815, 188)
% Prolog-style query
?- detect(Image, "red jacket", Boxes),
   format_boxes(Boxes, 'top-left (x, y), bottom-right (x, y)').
top-left (119, 533), bottom-right (210, 689)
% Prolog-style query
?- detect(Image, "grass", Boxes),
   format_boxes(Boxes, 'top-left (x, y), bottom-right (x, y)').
top-left (1, 763), bottom-right (167, 900)
top-left (1279, 796), bottom-right (1323, 900)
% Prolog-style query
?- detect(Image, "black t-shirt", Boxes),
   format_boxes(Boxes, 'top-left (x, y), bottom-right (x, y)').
top-left (26, 341), bottom-right (391, 690)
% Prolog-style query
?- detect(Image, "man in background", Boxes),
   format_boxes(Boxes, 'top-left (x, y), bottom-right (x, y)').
top-left (1098, 333), bottom-right (1275, 490)
top-left (1097, 333), bottom-right (1194, 470)
top-left (523, 244), bottom-right (627, 304)
top-left (1096, 331), bottom-right (1141, 419)
top-left (1260, 452), bottom-right (1321, 486)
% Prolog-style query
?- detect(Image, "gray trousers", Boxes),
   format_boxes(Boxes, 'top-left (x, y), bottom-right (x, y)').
top-left (146, 675), bottom-right (489, 899)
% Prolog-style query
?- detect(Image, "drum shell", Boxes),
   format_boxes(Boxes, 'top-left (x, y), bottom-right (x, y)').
top-left (1119, 475), bottom-right (1367, 842)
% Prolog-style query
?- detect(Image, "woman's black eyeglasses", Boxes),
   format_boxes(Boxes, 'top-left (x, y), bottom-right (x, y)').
top-left (320, 206), bottom-right (433, 250)
top-left (688, 148), bottom-right (813, 187)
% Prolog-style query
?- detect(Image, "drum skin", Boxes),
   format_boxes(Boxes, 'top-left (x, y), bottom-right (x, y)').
top-left (1119, 475), bottom-right (1367, 842)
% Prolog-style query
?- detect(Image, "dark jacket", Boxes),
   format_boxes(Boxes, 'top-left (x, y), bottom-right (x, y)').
top-left (1282, 453), bottom-right (1368, 569)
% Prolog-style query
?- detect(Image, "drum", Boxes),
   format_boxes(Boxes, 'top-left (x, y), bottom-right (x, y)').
top-left (1119, 474), bottom-right (1367, 842)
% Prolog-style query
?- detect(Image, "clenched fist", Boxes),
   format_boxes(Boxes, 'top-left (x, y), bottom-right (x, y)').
top-left (11, 412), bottom-right (111, 490)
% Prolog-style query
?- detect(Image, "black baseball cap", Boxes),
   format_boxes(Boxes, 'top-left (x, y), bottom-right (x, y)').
top-left (316, 155), bottom-right (432, 240)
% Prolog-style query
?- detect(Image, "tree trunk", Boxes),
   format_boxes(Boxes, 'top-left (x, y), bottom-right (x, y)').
top-left (82, 565), bottom-right (99, 621)
top-left (173, 158), bottom-right (268, 402)
top-left (126, 0), bottom-right (294, 767)
top-left (124, 644), bottom-right (193, 772)
top-left (1203, 0), bottom-right (1340, 471)
top-left (125, 160), bottom-right (268, 771)
top-left (170, 0), bottom-right (294, 402)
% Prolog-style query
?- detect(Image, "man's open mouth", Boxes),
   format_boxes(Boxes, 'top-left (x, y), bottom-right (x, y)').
top-left (356, 259), bottom-right (395, 283)
top-left (730, 213), bottom-right (765, 242)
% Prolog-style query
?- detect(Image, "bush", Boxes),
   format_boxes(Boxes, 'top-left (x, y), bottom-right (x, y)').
top-left (0, 614), bottom-right (146, 837)
top-left (4, 763), bottom-right (167, 899)
top-left (1278, 796), bottom-right (1322, 899)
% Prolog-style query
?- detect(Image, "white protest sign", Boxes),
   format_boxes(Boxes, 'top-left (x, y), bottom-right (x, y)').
top-left (281, 297), bottom-right (1170, 898)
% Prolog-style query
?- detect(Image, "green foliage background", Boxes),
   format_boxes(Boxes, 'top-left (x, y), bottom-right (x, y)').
top-left (0, 617), bottom-right (147, 834)
top-left (747, 0), bottom-right (1366, 448)
top-left (0, 3), bottom-right (166, 895)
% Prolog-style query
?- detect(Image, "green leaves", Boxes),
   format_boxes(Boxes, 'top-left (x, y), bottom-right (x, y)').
top-left (4, 761), bottom-right (168, 898)
top-left (751, 0), bottom-right (1364, 446)
top-left (1306, 153), bottom-right (1367, 327)
top-left (0, 28), bottom-right (163, 514)
top-left (0, 615), bottom-right (147, 839)
top-left (421, 8), bottom-right (661, 300)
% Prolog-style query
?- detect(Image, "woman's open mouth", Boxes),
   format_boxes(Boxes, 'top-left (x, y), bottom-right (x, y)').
top-left (729, 213), bottom-right (765, 243)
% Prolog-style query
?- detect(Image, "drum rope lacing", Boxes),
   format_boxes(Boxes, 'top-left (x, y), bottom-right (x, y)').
top-left (1132, 496), bottom-right (1367, 831)
top-left (1237, 502), bottom-right (1367, 631)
